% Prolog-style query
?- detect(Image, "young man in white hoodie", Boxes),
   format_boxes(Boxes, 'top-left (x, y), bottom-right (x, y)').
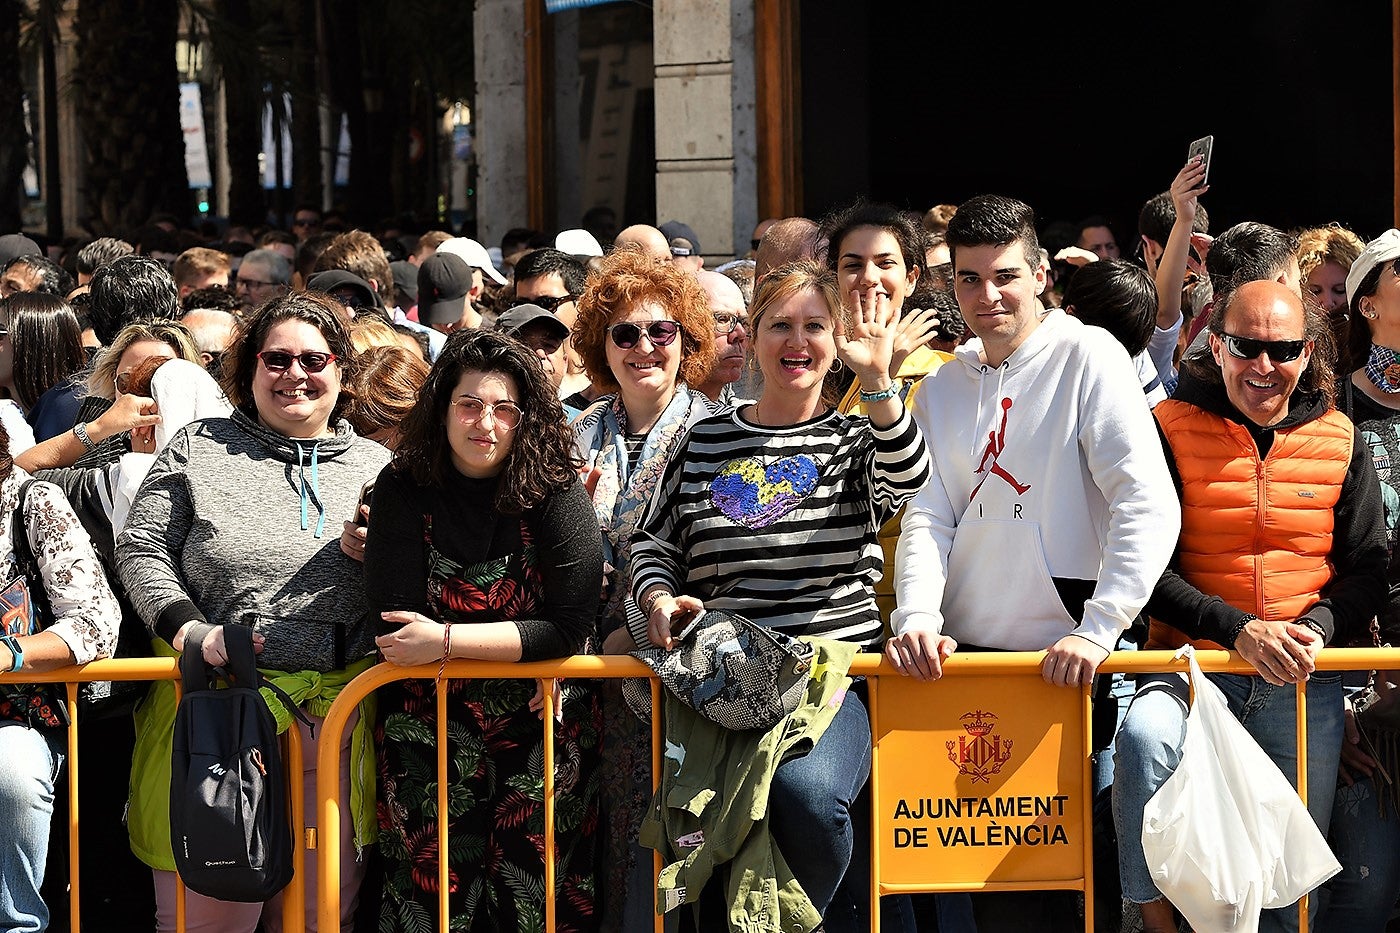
top-left (888, 194), bottom-right (1180, 689)
top-left (887, 191), bottom-right (1182, 931)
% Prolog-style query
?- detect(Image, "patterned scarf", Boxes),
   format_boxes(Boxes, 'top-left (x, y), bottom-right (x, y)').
top-left (574, 386), bottom-right (718, 631)
top-left (1365, 344), bottom-right (1400, 394)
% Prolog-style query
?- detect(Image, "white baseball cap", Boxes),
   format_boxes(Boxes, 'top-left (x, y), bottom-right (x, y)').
top-left (437, 237), bottom-right (507, 285)
top-left (555, 228), bottom-right (604, 258)
top-left (1346, 228), bottom-right (1400, 304)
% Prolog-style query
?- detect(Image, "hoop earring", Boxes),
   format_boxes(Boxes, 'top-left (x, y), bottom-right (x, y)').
top-left (831, 358), bottom-right (844, 373)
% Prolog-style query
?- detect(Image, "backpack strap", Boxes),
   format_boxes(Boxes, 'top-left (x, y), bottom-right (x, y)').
top-left (11, 480), bottom-right (54, 629)
top-left (178, 622), bottom-right (316, 734)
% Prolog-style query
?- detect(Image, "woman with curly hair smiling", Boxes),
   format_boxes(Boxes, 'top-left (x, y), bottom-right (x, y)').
top-left (365, 328), bottom-right (604, 932)
top-left (568, 244), bottom-right (720, 929)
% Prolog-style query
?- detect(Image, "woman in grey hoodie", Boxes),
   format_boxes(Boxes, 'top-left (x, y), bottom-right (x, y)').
top-left (116, 293), bottom-right (390, 933)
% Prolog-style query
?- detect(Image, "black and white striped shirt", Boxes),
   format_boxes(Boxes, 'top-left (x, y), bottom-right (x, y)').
top-left (629, 405), bottom-right (929, 647)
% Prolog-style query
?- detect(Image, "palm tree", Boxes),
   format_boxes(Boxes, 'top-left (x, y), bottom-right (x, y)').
top-left (0, 0), bottom-right (28, 233)
top-left (74, 0), bottom-right (190, 233)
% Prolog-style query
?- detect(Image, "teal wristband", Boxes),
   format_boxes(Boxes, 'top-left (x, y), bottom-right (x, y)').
top-left (859, 382), bottom-right (899, 403)
top-left (0, 634), bottom-right (22, 672)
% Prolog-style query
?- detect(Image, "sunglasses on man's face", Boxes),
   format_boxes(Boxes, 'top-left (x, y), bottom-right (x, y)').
top-left (606, 320), bottom-right (681, 350)
top-left (257, 350), bottom-right (338, 373)
top-left (1220, 333), bottom-right (1307, 363)
top-left (513, 294), bottom-right (574, 313)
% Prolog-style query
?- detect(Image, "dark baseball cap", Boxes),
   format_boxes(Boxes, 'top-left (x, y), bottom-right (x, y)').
top-left (0, 234), bottom-right (42, 269)
top-left (659, 220), bottom-right (700, 256)
top-left (388, 260), bottom-right (418, 305)
top-left (306, 269), bottom-right (381, 311)
top-left (495, 303), bottom-right (570, 341)
top-left (417, 252), bottom-right (473, 326)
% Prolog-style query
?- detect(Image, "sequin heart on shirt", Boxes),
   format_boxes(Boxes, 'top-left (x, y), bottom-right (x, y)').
top-left (710, 454), bottom-right (819, 528)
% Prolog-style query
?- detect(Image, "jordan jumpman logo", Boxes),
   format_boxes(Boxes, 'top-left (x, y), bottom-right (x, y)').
top-left (970, 397), bottom-right (1031, 502)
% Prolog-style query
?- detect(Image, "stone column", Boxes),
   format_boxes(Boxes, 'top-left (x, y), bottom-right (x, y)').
top-left (473, 0), bottom-right (529, 248)
top-left (653, 0), bottom-right (757, 266)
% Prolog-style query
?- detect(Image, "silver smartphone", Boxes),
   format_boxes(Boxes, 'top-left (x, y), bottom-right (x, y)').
top-left (1187, 135), bottom-right (1214, 187)
top-left (671, 608), bottom-right (705, 642)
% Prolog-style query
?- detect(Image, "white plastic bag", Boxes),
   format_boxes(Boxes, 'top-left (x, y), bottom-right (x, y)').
top-left (1140, 645), bottom-right (1340, 933)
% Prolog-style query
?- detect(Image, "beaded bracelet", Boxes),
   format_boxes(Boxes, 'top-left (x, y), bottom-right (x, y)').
top-left (859, 382), bottom-right (899, 404)
top-left (1300, 619), bottom-right (1327, 641)
top-left (438, 623), bottom-right (453, 681)
top-left (1228, 613), bottom-right (1259, 647)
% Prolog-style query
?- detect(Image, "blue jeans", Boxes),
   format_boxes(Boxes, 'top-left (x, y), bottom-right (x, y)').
top-left (0, 721), bottom-right (65, 933)
top-left (769, 685), bottom-right (871, 918)
top-left (1318, 772), bottom-right (1400, 932)
top-left (1092, 633), bottom-right (1139, 796)
top-left (1112, 671), bottom-right (1343, 932)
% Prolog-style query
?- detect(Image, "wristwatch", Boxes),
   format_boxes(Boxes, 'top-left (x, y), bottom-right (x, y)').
top-left (0, 634), bottom-right (23, 672)
top-left (73, 421), bottom-right (96, 451)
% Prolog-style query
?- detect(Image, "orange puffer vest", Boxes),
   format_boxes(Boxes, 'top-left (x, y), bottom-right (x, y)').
top-left (1147, 399), bottom-right (1353, 650)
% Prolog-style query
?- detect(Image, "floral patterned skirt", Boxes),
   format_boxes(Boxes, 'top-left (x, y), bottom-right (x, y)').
top-left (376, 676), bottom-right (602, 933)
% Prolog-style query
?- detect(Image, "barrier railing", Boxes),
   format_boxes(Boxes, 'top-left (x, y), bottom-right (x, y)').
top-left (0, 657), bottom-right (308, 933)
top-left (313, 647), bottom-right (1400, 933)
top-left (12, 647), bottom-right (1400, 933)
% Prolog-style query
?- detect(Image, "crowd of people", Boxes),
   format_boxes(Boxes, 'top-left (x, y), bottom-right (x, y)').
top-left (0, 160), bottom-right (1395, 933)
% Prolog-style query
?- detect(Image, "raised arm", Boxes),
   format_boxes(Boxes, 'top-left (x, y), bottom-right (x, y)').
top-left (1154, 158), bottom-right (1209, 333)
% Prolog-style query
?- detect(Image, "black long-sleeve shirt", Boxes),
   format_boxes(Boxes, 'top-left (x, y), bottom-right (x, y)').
top-left (363, 465), bottom-right (603, 660)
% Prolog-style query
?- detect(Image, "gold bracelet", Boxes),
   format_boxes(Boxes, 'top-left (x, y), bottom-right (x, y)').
top-left (438, 623), bottom-right (453, 681)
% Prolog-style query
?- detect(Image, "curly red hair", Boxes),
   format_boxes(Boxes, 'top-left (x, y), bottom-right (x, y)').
top-left (572, 246), bottom-right (716, 394)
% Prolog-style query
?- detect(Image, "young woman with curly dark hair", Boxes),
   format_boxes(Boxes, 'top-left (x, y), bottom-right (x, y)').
top-left (364, 328), bottom-right (605, 932)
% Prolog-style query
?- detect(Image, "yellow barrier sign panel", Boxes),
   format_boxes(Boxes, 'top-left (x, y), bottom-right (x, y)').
top-left (873, 673), bottom-right (1087, 889)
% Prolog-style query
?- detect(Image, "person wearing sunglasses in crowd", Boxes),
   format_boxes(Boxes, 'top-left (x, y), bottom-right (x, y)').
top-left (364, 330), bottom-right (604, 932)
top-left (1316, 229), bottom-right (1400, 931)
top-left (1112, 279), bottom-right (1387, 933)
top-left (569, 245), bottom-right (719, 929)
top-left (115, 293), bottom-right (391, 933)
top-left (512, 247), bottom-right (594, 409)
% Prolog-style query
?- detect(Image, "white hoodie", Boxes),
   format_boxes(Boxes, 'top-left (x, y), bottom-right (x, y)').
top-left (892, 308), bottom-right (1180, 652)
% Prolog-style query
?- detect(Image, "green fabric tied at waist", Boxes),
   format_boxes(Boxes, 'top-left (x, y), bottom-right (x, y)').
top-left (261, 656), bottom-right (379, 852)
top-left (128, 640), bottom-right (380, 872)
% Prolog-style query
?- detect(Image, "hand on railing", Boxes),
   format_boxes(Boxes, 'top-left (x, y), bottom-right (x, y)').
top-left (1232, 617), bottom-right (1321, 686)
top-left (1041, 634), bottom-right (1110, 687)
top-left (374, 612), bottom-right (446, 666)
top-left (884, 630), bottom-right (958, 681)
top-left (529, 678), bottom-right (564, 723)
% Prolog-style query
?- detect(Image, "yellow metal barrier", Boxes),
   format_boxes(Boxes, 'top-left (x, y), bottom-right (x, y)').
top-left (314, 648), bottom-right (1400, 933)
top-left (0, 657), bottom-right (309, 933)
top-left (13, 647), bottom-right (1400, 932)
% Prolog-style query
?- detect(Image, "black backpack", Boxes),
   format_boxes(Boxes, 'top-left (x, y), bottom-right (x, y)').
top-left (170, 623), bottom-right (310, 902)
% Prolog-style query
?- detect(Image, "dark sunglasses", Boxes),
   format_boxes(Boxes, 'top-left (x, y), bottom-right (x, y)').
top-left (513, 294), bottom-right (574, 313)
top-left (1221, 333), bottom-right (1307, 363)
top-left (257, 350), bottom-right (338, 373)
top-left (606, 320), bottom-right (681, 350)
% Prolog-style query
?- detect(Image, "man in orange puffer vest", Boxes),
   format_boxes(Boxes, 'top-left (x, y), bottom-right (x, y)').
top-left (1112, 280), bottom-right (1388, 933)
